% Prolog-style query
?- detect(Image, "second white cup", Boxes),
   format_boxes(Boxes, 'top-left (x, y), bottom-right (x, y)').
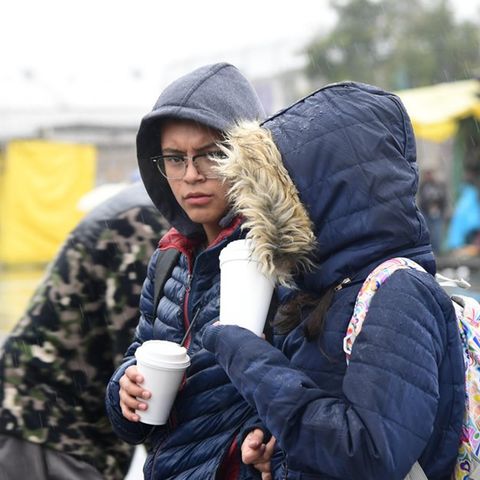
top-left (219, 239), bottom-right (274, 336)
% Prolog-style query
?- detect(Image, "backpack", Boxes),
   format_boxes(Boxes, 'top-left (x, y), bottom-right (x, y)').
top-left (343, 257), bottom-right (480, 480)
top-left (153, 248), bottom-right (181, 315)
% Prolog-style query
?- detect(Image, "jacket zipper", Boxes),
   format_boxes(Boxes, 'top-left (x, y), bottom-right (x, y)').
top-left (182, 274), bottom-right (192, 349)
top-left (150, 272), bottom-right (194, 480)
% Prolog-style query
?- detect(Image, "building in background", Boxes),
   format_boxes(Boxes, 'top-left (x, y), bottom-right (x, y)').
top-left (0, 40), bottom-right (311, 185)
top-left (1, 46), bottom-right (480, 264)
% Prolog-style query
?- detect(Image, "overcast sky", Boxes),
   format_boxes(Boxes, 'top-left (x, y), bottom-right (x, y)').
top-left (1, 0), bottom-right (479, 112)
top-left (1, 1), bottom-right (332, 78)
top-left (3, 0), bottom-right (479, 75)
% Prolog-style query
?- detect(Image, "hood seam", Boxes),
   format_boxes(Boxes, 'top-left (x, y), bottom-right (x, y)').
top-left (177, 63), bottom-right (229, 110)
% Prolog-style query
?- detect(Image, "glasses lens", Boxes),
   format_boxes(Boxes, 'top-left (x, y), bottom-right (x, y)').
top-left (194, 151), bottom-right (227, 178)
top-left (154, 155), bottom-right (186, 179)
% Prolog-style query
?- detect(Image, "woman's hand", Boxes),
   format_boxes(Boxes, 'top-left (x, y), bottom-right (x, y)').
top-left (241, 428), bottom-right (276, 480)
top-left (118, 365), bottom-right (151, 422)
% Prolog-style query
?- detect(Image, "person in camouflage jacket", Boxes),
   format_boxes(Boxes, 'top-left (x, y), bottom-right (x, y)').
top-left (0, 182), bottom-right (169, 479)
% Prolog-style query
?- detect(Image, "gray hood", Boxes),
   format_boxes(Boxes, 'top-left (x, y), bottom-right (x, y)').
top-left (137, 62), bottom-right (265, 238)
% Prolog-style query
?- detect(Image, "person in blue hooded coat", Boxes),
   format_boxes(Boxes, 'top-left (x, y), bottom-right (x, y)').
top-left (202, 82), bottom-right (465, 479)
top-left (105, 63), bottom-right (267, 479)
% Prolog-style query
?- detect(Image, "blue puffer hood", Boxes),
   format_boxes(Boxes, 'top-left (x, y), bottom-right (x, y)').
top-left (136, 62), bottom-right (265, 238)
top-left (218, 82), bottom-right (434, 292)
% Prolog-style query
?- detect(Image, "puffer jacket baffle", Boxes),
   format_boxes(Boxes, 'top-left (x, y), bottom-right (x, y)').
top-left (106, 62), bottom-right (266, 479)
top-left (203, 82), bottom-right (465, 480)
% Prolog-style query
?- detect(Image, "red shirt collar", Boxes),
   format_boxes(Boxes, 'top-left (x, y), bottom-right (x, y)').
top-left (158, 216), bottom-right (243, 261)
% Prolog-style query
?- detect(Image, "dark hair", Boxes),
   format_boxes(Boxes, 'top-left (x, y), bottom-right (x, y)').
top-left (273, 286), bottom-right (336, 340)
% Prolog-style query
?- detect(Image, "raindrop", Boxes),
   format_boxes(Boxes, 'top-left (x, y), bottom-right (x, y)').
top-left (22, 68), bottom-right (35, 80)
top-left (457, 265), bottom-right (471, 281)
top-left (131, 68), bottom-right (143, 80)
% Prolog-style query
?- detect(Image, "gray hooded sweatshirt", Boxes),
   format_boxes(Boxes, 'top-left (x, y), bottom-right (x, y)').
top-left (136, 62), bottom-right (265, 238)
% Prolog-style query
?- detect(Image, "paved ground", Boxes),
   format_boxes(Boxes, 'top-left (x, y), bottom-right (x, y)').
top-left (0, 266), bottom-right (45, 335)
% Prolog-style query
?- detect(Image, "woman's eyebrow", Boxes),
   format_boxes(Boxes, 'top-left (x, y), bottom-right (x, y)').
top-left (161, 148), bottom-right (184, 155)
top-left (162, 143), bottom-right (218, 155)
top-left (197, 142), bottom-right (217, 151)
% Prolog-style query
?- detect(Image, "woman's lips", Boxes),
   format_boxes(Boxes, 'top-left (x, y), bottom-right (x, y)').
top-left (184, 193), bottom-right (212, 206)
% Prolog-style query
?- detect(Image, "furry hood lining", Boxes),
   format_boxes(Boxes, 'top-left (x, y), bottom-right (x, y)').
top-left (217, 121), bottom-right (316, 287)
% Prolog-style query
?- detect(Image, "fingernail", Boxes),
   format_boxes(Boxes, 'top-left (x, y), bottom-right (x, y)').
top-left (142, 391), bottom-right (151, 399)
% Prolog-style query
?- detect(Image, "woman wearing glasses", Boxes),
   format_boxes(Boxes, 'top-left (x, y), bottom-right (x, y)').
top-left (105, 63), bottom-right (265, 479)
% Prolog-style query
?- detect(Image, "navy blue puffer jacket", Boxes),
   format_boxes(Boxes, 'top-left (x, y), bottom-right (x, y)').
top-left (105, 62), bottom-right (266, 479)
top-left (106, 222), bottom-right (261, 479)
top-left (203, 83), bottom-right (465, 479)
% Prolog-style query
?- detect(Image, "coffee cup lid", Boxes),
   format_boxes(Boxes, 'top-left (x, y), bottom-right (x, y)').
top-left (135, 340), bottom-right (190, 368)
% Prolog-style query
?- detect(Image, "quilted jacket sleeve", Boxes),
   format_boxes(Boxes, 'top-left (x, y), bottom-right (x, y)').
top-left (203, 270), bottom-right (462, 479)
top-left (105, 249), bottom-right (165, 444)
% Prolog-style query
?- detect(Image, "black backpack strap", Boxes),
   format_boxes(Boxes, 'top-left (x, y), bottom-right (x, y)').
top-left (153, 249), bottom-right (180, 314)
top-left (263, 289), bottom-right (279, 344)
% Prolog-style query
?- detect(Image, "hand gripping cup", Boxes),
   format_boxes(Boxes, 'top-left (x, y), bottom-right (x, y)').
top-left (219, 239), bottom-right (275, 336)
top-left (134, 340), bottom-right (190, 425)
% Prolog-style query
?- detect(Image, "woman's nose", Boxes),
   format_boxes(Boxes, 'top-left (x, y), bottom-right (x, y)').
top-left (183, 159), bottom-right (204, 182)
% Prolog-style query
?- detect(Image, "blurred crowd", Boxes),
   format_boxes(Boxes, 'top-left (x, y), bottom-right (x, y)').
top-left (418, 166), bottom-right (480, 259)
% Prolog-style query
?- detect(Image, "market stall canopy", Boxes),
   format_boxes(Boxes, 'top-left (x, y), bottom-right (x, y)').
top-left (396, 79), bottom-right (480, 143)
top-left (0, 141), bottom-right (96, 264)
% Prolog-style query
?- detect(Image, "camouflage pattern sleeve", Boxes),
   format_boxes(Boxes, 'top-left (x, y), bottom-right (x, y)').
top-left (0, 204), bottom-right (169, 479)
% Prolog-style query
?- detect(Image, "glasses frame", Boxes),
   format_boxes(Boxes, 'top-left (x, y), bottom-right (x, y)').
top-left (151, 151), bottom-right (227, 180)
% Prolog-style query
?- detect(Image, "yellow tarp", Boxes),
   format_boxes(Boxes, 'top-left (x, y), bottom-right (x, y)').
top-left (396, 80), bottom-right (480, 143)
top-left (0, 140), bottom-right (96, 265)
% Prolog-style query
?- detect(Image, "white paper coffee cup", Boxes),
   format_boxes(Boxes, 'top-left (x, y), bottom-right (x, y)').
top-left (134, 340), bottom-right (190, 425)
top-left (219, 239), bottom-right (274, 336)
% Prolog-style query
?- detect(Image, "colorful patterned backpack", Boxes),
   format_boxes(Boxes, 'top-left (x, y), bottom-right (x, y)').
top-left (343, 257), bottom-right (480, 480)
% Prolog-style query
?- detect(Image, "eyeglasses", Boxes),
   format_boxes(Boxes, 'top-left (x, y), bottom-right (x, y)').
top-left (152, 151), bottom-right (228, 180)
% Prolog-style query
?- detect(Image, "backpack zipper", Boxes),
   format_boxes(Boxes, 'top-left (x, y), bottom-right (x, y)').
top-left (334, 277), bottom-right (352, 291)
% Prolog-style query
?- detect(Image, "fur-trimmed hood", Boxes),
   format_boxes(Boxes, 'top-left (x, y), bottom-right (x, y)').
top-left (219, 82), bottom-right (434, 291)
top-left (136, 62), bottom-right (265, 238)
